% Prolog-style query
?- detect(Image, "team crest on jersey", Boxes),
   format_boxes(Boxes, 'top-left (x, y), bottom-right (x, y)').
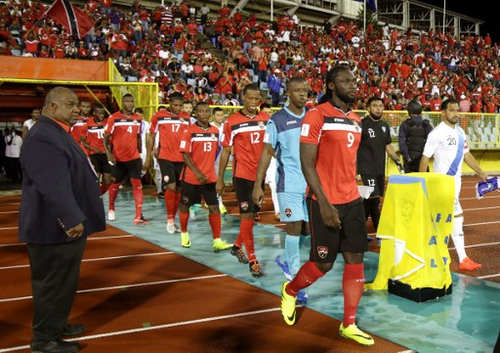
top-left (317, 246), bottom-right (329, 259)
top-left (258, 121), bottom-right (265, 129)
top-left (285, 208), bottom-right (292, 217)
top-left (353, 121), bottom-right (362, 133)
top-left (240, 201), bottom-right (249, 211)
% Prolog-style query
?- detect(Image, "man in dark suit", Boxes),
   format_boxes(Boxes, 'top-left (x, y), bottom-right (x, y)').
top-left (20, 87), bottom-right (105, 353)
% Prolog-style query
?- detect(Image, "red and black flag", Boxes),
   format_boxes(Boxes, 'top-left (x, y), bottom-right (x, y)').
top-left (45, 0), bottom-right (94, 39)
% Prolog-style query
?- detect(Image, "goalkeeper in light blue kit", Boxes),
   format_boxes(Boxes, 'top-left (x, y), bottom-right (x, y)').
top-left (252, 77), bottom-right (309, 303)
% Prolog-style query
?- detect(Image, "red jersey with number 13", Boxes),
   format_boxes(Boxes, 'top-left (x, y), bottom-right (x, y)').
top-left (179, 123), bottom-right (219, 185)
top-left (300, 102), bottom-right (361, 204)
top-left (149, 110), bottom-right (190, 162)
top-left (85, 117), bottom-right (107, 154)
top-left (105, 112), bottom-right (142, 162)
top-left (222, 111), bottom-right (269, 181)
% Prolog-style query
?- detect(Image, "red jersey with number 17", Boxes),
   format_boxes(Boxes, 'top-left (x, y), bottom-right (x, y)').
top-left (149, 110), bottom-right (190, 162)
top-left (70, 117), bottom-right (89, 154)
top-left (179, 123), bottom-right (219, 185)
top-left (221, 111), bottom-right (270, 181)
top-left (300, 102), bottom-right (361, 205)
top-left (105, 112), bottom-right (142, 162)
top-left (85, 117), bottom-right (107, 155)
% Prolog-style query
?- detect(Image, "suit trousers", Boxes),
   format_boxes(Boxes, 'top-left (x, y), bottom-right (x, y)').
top-left (27, 236), bottom-right (87, 342)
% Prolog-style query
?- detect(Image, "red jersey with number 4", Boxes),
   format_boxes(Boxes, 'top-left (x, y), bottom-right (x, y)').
top-left (222, 111), bottom-right (270, 181)
top-left (149, 110), bottom-right (190, 162)
top-left (179, 123), bottom-right (219, 185)
top-left (105, 112), bottom-right (142, 162)
top-left (300, 102), bottom-right (361, 205)
top-left (85, 117), bottom-right (107, 155)
top-left (71, 117), bottom-right (89, 154)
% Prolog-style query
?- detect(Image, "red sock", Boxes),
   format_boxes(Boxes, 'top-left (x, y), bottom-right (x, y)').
top-left (286, 261), bottom-right (325, 296)
top-left (239, 219), bottom-right (256, 262)
top-left (100, 183), bottom-right (110, 195)
top-left (174, 191), bottom-right (181, 215)
top-left (208, 213), bottom-right (221, 239)
top-left (108, 183), bottom-right (120, 210)
top-left (164, 190), bottom-right (176, 221)
top-left (179, 211), bottom-right (189, 233)
top-left (130, 178), bottom-right (143, 219)
top-left (234, 233), bottom-right (243, 248)
top-left (342, 263), bottom-right (365, 326)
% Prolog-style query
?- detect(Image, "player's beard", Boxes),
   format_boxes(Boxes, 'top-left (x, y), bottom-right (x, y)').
top-left (338, 91), bottom-right (356, 105)
top-left (370, 113), bottom-right (382, 120)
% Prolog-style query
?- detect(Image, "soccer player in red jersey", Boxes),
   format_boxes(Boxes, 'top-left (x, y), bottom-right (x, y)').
top-left (177, 103), bottom-right (233, 251)
top-left (71, 100), bottom-right (91, 154)
top-left (280, 65), bottom-right (375, 346)
top-left (216, 83), bottom-right (269, 277)
top-left (104, 94), bottom-right (148, 225)
top-left (145, 92), bottom-right (189, 233)
top-left (81, 104), bottom-right (112, 195)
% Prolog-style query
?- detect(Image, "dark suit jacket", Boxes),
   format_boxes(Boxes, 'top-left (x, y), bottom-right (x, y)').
top-left (19, 115), bottom-right (105, 244)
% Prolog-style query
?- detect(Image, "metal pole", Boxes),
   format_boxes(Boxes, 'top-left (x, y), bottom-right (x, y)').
top-left (442, 0), bottom-right (446, 34)
top-left (271, 0), bottom-right (274, 22)
top-left (364, 0), bottom-right (367, 35)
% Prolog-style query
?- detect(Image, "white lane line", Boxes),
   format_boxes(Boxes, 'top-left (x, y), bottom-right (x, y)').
top-left (463, 205), bottom-right (500, 212)
top-left (0, 251), bottom-right (174, 270)
top-left (464, 220), bottom-right (500, 227)
top-left (0, 234), bottom-right (134, 248)
top-left (477, 273), bottom-right (500, 279)
top-left (0, 274), bottom-right (228, 303)
top-left (0, 306), bottom-right (289, 353)
top-left (449, 241), bottom-right (500, 250)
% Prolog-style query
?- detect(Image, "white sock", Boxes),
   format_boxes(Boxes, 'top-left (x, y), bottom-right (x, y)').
top-left (452, 216), bottom-right (467, 262)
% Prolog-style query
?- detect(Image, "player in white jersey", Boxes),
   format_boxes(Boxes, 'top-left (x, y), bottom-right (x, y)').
top-left (22, 108), bottom-right (40, 139)
top-left (419, 99), bottom-right (487, 271)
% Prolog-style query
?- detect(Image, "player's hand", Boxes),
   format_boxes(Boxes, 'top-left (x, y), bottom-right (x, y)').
top-left (143, 159), bottom-right (151, 171)
top-left (252, 185), bottom-right (264, 207)
top-left (318, 200), bottom-right (341, 229)
top-left (66, 223), bottom-right (84, 239)
top-left (107, 153), bottom-right (116, 166)
top-left (216, 178), bottom-right (225, 196)
top-left (196, 172), bottom-right (208, 184)
top-left (395, 160), bottom-right (404, 173)
top-left (478, 171), bottom-right (488, 182)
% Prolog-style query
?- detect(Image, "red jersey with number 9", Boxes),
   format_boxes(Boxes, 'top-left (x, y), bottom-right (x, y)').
top-left (179, 123), bottom-right (219, 185)
top-left (222, 111), bottom-right (270, 181)
top-left (85, 117), bottom-right (107, 154)
top-left (105, 112), bottom-right (142, 162)
top-left (300, 102), bottom-right (361, 205)
top-left (149, 110), bottom-right (190, 162)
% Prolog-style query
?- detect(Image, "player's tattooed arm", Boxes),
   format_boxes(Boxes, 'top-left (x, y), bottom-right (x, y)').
top-left (103, 133), bottom-right (116, 165)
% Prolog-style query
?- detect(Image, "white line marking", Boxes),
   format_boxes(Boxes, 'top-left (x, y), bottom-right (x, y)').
top-left (449, 241), bottom-right (500, 250)
top-left (0, 234), bottom-right (134, 248)
top-left (0, 227), bottom-right (17, 230)
top-left (0, 251), bottom-right (174, 270)
top-left (460, 195), bottom-right (500, 201)
top-left (0, 211), bottom-right (18, 214)
top-left (0, 306), bottom-right (290, 352)
top-left (463, 205), bottom-right (500, 212)
top-left (464, 220), bottom-right (500, 227)
top-left (0, 274), bottom-right (228, 303)
top-left (477, 273), bottom-right (500, 279)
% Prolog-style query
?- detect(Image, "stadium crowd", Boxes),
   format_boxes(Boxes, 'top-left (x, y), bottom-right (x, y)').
top-left (0, 0), bottom-right (499, 112)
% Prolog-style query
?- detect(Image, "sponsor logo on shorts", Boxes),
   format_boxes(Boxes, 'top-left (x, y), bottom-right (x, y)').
top-left (317, 246), bottom-right (328, 259)
top-left (240, 201), bottom-right (249, 211)
top-left (182, 196), bottom-right (189, 204)
top-left (285, 208), bottom-right (292, 217)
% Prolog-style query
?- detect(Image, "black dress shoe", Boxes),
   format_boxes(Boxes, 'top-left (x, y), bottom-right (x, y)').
top-left (62, 324), bottom-right (85, 337)
top-left (31, 339), bottom-right (81, 353)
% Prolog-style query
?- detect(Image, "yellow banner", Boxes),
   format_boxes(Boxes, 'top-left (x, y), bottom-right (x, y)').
top-left (366, 173), bottom-right (454, 293)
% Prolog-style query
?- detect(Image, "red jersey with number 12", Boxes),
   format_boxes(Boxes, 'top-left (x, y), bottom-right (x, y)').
top-left (222, 111), bottom-right (270, 181)
top-left (179, 123), bottom-right (219, 185)
top-left (105, 112), bottom-right (142, 162)
top-left (300, 102), bottom-right (361, 204)
top-left (149, 110), bottom-right (190, 162)
top-left (85, 117), bottom-right (107, 155)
